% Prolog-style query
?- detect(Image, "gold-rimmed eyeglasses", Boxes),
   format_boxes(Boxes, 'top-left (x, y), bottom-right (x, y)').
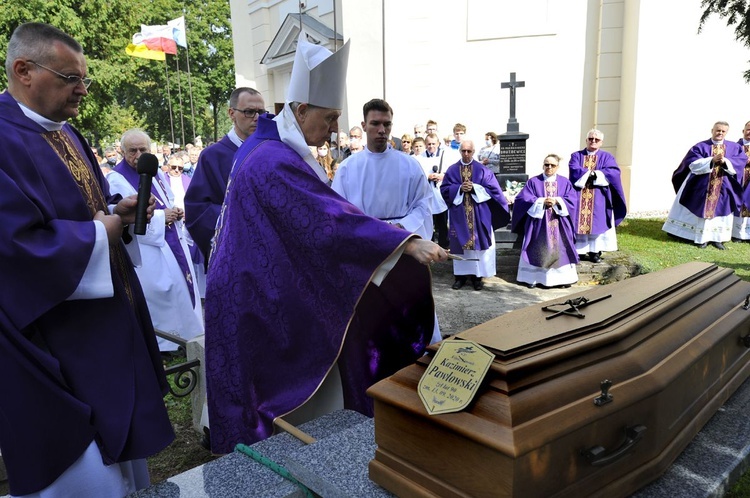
top-left (27, 60), bottom-right (92, 89)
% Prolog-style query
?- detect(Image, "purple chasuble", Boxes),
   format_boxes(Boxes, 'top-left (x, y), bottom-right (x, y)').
top-left (0, 91), bottom-right (173, 495)
top-left (568, 149), bottom-right (627, 235)
top-left (439, 159), bottom-right (509, 254)
top-left (205, 115), bottom-right (434, 453)
top-left (670, 139), bottom-right (745, 218)
top-left (185, 135), bottom-right (238, 264)
top-left (511, 174), bottom-right (579, 268)
top-left (114, 161), bottom-right (195, 306)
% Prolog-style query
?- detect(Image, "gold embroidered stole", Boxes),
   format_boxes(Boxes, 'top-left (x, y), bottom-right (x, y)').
top-left (42, 130), bottom-right (136, 305)
top-left (461, 163), bottom-right (475, 250)
top-left (704, 144), bottom-right (726, 219)
top-left (545, 181), bottom-right (559, 253)
top-left (743, 145), bottom-right (750, 217)
top-left (577, 154), bottom-right (596, 234)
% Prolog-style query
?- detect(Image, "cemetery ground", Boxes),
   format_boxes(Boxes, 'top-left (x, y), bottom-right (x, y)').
top-left (3, 216), bottom-right (750, 496)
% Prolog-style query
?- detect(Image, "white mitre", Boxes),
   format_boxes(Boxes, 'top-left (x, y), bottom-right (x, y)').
top-left (286, 31), bottom-right (350, 109)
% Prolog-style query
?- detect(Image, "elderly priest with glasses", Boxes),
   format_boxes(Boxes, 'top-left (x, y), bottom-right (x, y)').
top-left (204, 32), bottom-right (447, 454)
top-left (568, 128), bottom-right (627, 263)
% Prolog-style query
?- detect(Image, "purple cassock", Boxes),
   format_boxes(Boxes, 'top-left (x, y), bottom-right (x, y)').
top-left (670, 140), bottom-right (745, 218)
top-left (511, 174), bottom-right (579, 269)
top-left (0, 91), bottom-right (174, 495)
top-left (736, 140), bottom-right (750, 214)
top-left (205, 114), bottom-right (434, 453)
top-left (439, 159), bottom-right (510, 254)
top-left (184, 135), bottom-right (238, 264)
top-left (568, 150), bottom-right (627, 235)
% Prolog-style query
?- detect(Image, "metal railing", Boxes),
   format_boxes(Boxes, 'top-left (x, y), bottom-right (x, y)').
top-left (154, 329), bottom-right (201, 398)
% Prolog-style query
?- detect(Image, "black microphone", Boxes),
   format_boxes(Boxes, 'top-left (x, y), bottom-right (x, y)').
top-left (431, 165), bottom-right (438, 185)
top-left (134, 153), bottom-right (159, 235)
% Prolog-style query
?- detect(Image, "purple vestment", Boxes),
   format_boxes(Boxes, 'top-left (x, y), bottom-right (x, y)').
top-left (511, 174), bottom-right (579, 268)
top-left (568, 149), bottom-right (627, 235)
top-left (670, 139), bottom-right (745, 218)
top-left (114, 161), bottom-right (195, 305)
top-left (184, 135), bottom-right (238, 263)
top-left (0, 91), bottom-right (173, 495)
top-left (439, 160), bottom-right (510, 254)
top-left (205, 115), bottom-right (434, 453)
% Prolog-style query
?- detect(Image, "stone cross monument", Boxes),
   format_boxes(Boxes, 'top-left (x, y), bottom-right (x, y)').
top-left (498, 72), bottom-right (529, 188)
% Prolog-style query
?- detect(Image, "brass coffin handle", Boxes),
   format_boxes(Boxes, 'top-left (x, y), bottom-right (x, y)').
top-left (581, 425), bottom-right (647, 466)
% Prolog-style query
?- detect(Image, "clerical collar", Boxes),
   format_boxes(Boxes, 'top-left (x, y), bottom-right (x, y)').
top-left (460, 161), bottom-right (472, 166)
top-left (227, 127), bottom-right (243, 148)
top-left (743, 139), bottom-right (750, 145)
top-left (16, 101), bottom-right (64, 131)
top-left (711, 140), bottom-right (724, 145)
top-left (544, 174), bottom-right (557, 182)
top-left (585, 149), bottom-right (597, 155)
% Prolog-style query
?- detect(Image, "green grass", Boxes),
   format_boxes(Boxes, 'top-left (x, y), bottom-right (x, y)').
top-left (614, 218), bottom-right (750, 281)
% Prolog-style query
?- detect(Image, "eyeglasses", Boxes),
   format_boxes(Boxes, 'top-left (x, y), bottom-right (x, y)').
top-left (231, 108), bottom-right (265, 118)
top-left (402, 141), bottom-right (411, 144)
top-left (543, 163), bottom-right (558, 167)
top-left (27, 60), bottom-right (92, 89)
top-left (460, 149), bottom-right (473, 153)
top-left (587, 137), bottom-right (602, 143)
top-left (170, 165), bottom-right (184, 171)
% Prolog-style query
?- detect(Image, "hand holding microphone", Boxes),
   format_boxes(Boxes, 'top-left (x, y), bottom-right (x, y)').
top-left (134, 153), bottom-right (159, 235)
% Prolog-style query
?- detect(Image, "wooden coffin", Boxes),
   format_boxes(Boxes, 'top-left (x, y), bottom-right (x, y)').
top-left (368, 262), bottom-right (750, 497)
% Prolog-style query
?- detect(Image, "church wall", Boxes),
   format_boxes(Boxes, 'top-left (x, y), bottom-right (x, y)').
top-left (232, 0), bottom-right (750, 213)
top-left (379, 0), bottom-right (590, 182)
top-left (626, 1), bottom-right (750, 213)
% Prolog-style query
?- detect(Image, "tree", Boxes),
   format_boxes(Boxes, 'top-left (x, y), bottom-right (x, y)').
top-left (700, 0), bottom-right (750, 81)
top-left (0, 0), bottom-right (234, 148)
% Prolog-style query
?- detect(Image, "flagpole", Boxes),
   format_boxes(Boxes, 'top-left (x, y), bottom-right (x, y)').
top-left (164, 59), bottom-right (176, 153)
top-left (184, 29), bottom-right (197, 143)
top-left (174, 54), bottom-right (186, 149)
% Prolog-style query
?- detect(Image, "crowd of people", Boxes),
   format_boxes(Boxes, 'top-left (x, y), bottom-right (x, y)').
top-left (10, 20), bottom-right (749, 498)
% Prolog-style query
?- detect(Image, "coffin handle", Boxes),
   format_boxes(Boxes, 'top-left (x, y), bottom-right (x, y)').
top-left (581, 425), bottom-right (647, 466)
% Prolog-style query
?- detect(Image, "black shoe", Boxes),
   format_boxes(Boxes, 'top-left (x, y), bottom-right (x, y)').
top-left (696, 242), bottom-right (708, 249)
top-left (452, 278), bottom-right (466, 290)
top-left (472, 278), bottom-right (484, 291)
top-left (712, 241), bottom-right (727, 250)
top-left (589, 251), bottom-right (602, 263)
top-left (525, 282), bottom-right (536, 289)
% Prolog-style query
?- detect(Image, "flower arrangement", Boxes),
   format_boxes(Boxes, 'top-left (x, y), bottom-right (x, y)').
top-left (503, 180), bottom-right (525, 204)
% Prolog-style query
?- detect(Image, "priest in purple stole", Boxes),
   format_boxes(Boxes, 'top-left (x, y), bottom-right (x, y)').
top-left (440, 139), bottom-right (510, 291)
top-left (512, 154), bottom-right (579, 288)
top-left (0, 23), bottom-right (173, 496)
top-left (107, 129), bottom-right (204, 352)
top-left (205, 33), bottom-right (447, 453)
top-left (185, 87), bottom-right (266, 265)
top-left (732, 121), bottom-right (750, 241)
top-left (663, 121), bottom-right (745, 249)
top-left (568, 128), bottom-right (627, 263)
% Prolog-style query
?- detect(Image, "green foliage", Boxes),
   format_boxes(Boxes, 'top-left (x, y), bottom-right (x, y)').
top-left (0, 0), bottom-right (234, 149)
top-left (699, 0), bottom-right (750, 81)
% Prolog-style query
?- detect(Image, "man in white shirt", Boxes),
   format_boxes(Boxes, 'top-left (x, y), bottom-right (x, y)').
top-left (333, 98), bottom-right (433, 241)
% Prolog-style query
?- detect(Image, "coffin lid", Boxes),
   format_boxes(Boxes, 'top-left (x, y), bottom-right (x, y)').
top-left (451, 262), bottom-right (741, 370)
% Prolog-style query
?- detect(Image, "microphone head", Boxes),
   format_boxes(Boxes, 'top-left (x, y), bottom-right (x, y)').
top-left (136, 153), bottom-right (160, 176)
top-left (432, 165), bottom-right (438, 172)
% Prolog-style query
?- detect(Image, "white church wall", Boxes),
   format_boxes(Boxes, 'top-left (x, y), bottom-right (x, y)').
top-left (628, 1), bottom-right (750, 213)
top-left (233, 0), bottom-right (750, 213)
